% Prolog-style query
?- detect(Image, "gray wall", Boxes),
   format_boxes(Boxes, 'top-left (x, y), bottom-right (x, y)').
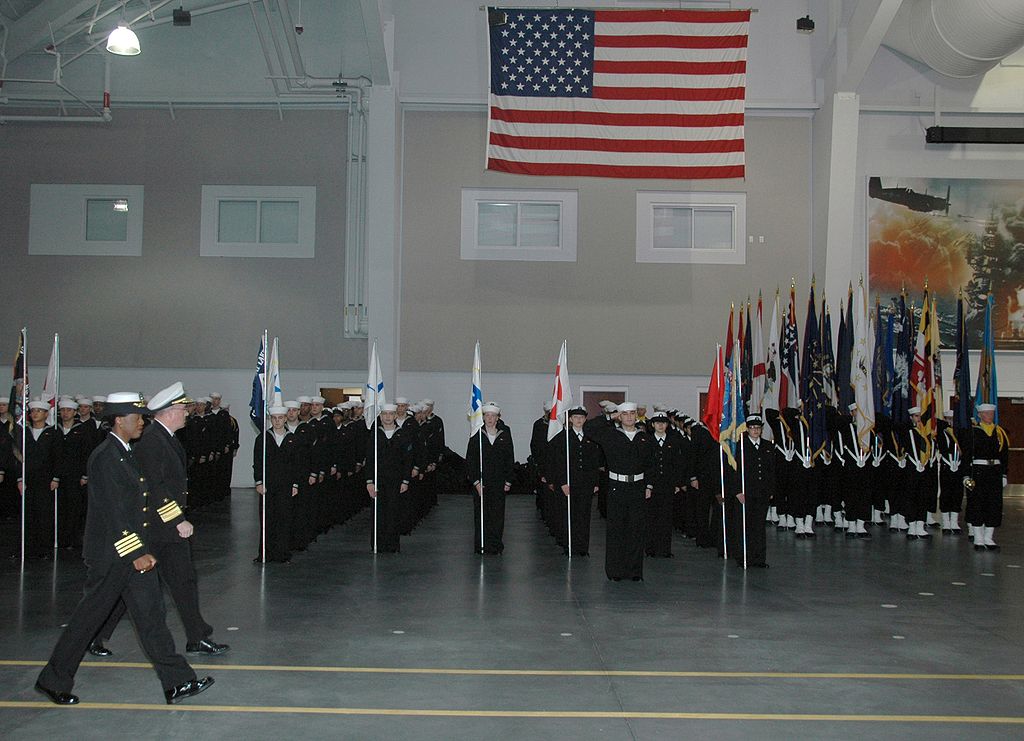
top-left (400, 111), bottom-right (811, 376)
top-left (0, 108), bottom-right (365, 370)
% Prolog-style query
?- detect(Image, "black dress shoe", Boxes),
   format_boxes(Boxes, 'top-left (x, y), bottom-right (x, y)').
top-left (974, 543), bottom-right (987, 551)
top-left (35, 681), bottom-right (79, 705)
top-left (88, 640), bottom-right (113, 657)
top-left (186, 639), bottom-right (230, 655)
top-left (165, 676), bottom-right (214, 704)
top-left (857, 531), bottom-right (872, 539)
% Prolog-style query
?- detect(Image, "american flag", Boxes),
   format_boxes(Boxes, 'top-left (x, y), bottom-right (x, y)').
top-left (487, 7), bottom-right (749, 179)
top-left (778, 285), bottom-right (800, 409)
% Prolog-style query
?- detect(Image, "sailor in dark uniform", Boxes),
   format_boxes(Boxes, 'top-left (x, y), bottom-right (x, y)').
top-left (16, 399), bottom-right (61, 559)
top-left (254, 404), bottom-right (303, 562)
top-left (734, 414), bottom-right (775, 567)
top-left (549, 406), bottom-right (601, 556)
top-left (366, 403), bottom-right (417, 553)
top-left (588, 402), bottom-right (653, 581)
top-left (35, 392), bottom-right (212, 706)
top-left (839, 402), bottom-right (872, 538)
top-left (466, 403), bottom-right (515, 555)
top-left (0, 399), bottom-right (15, 521)
top-left (904, 406), bottom-right (932, 540)
top-left (55, 399), bottom-right (90, 550)
top-left (90, 383), bottom-right (229, 657)
top-left (686, 415), bottom-right (721, 550)
top-left (936, 409), bottom-right (965, 534)
top-left (643, 410), bottom-right (684, 558)
top-left (964, 402), bottom-right (1009, 551)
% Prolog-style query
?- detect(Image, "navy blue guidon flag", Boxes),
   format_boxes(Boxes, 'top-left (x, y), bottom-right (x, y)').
top-left (486, 7), bottom-right (749, 179)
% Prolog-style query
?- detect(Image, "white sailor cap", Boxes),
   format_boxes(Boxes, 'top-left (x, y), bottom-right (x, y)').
top-left (269, 405), bottom-right (288, 415)
top-left (411, 403), bottom-right (426, 413)
top-left (221, 403), bottom-right (230, 410)
top-left (395, 397), bottom-right (409, 405)
top-left (605, 403), bottom-right (619, 413)
top-left (92, 395), bottom-right (107, 403)
top-left (312, 396), bottom-right (326, 404)
top-left (297, 395), bottom-right (312, 404)
top-left (285, 401), bottom-right (301, 409)
top-left (908, 406), bottom-right (922, 415)
top-left (422, 398), bottom-right (435, 406)
top-left (350, 398), bottom-right (364, 407)
top-left (28, 400), bottom-right (49, 411)
top-left (943, 409), bottom-right (953, 417)
top-left (481, 403), bottom-right (501, 414)
top-left (848, 402), bottom-right (858, 412)
top-left (77, 397), bottom-right (93, 407)
top-left (380, 403), bottom-right (399, 412)
top-left (978, 403), bottom-right (996, 412)
top-left (599, 399), bottom-right (612, 408)
top-left (543, 401), bottom-right (553, 412)
top-left (617, 402), bottom-right (638, 412)
top-left (58, 399), bottom-right (77, 410)
top-left (149, 381), bottom-right (192, 412)
top-left (209, 392), bottom-right (222, 399)
top-left (196, 396), bottom-right (211, 404)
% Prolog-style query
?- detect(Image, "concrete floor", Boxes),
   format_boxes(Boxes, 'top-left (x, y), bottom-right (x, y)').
top-left (1, 489), bottom-right (1023, 740)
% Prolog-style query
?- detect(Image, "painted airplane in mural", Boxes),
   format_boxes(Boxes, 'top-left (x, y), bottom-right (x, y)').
top-left (868, 177), bottom-right (950, 215)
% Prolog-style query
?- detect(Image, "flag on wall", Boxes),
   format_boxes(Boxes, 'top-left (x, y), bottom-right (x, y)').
top-left (486, 7), bottom-right (749, 179)
top-left (547, 340), bottom-right (574, 441)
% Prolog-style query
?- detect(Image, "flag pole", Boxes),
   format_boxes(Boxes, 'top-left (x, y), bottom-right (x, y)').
top-left (478, 420), bottom-right (484, 554)
top-left (739, 358), bottom-right (747, 570)
top-left (261, 329), bottom-right (268, 564)
top-left (52, 333), bottom-right (59, 550)
top-left (20, 327), bottom-right (27, 564)
top-left (719, 447), bottom-right (727, 561)
top-left (565, 406), bottom-right (571, 560)
top-left (372, 339), bottom-right (379, 555)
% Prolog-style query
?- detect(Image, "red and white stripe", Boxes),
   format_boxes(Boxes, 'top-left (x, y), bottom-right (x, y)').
top-left (488, 9), bottom-right (749, 180)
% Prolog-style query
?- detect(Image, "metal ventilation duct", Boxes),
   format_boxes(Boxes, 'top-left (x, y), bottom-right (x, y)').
top-left (882, 0), bottom-right (1024, 78)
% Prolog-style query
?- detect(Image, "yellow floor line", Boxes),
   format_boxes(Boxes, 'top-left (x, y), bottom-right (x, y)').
top-left (1, 661), bottom-right (1023, 681)
top-left (1, 701), bottom-right (1024, 723)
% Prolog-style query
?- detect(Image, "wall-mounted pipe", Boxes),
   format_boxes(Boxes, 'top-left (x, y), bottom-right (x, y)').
top-left (883, 0), bottom-right (1024, 78)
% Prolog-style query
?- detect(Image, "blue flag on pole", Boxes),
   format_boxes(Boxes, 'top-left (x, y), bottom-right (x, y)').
top-left (249, 337), bottom-right (266, 426)
top-left (974, 292), bottom-right (998, 423)
top-left (953, 292), bottom-right (973, 429)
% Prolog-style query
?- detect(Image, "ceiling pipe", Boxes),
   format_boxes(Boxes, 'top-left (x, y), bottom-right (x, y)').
top-left (882, 0), bottom-right (1024, 78)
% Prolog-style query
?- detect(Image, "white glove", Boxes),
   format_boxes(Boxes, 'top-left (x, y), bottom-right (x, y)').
top-left (897, 459), bottom-right (906, 469)
top-left (948, 461), bottom-right (959, 473)
top-left (1003, 476), bottom-right (1008, 488)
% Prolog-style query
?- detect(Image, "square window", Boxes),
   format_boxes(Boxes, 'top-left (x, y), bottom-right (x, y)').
top-left (477, 202), bottom-right (518, 247)
top-left (85, 199), bottom-right (129, 242)
top-left (260, 200), bottom-right (300, 244)
top-left (218, 201), bottom-right (258, 243)
top-left (519, 203), bottom-right (560, 247)
top-left (653, 207), bottom-right (693, 249)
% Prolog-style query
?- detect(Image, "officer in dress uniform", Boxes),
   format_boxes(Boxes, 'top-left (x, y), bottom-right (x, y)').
top-left (34, 392), bottom-right (212, 706)
top-left (548, 406), bottom-right (601, 556)
top-left (733, 414), bottom-right (774, 568)
top-left (964, 403), bottom-right (1009, 551)
top-left (936, 408), bottom-right (965, 534)
top-left (90, 383), bottom-right (229, 657)
top-left (587, 402), bottom-right (652, 581)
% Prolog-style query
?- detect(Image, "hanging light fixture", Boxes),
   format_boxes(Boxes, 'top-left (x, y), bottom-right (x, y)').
top-left (106, 23), bottom-right (141, 55)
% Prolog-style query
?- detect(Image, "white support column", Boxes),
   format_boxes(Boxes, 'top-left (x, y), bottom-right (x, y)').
top-left (823, 91), bottom-right (862, 305)
top-left (365, 77), bottom-right (401, 392)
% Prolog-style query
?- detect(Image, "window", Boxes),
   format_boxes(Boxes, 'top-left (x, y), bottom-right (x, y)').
top-left (200, 186), bottom-right (316, 258)
top-left (636, 191), bottom-right (746, 264)
top-left (461, 188), bottom-right (577, 262)
top-left (29, 184), bottom-right (144, 256)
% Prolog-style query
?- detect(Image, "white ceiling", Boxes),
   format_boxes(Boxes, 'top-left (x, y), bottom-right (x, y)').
top-left (0, 0), bottom-right (388, 109)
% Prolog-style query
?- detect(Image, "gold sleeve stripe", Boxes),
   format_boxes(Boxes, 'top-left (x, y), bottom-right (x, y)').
top-left (114, 533), bottom-right (143, 557)
top-left (157, 501), bottom-right (184, 522)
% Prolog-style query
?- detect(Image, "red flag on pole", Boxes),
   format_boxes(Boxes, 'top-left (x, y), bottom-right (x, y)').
top-left (703, 345), bottom-right (724, 441)
top-left (547, 340), bottom-right (574, 441)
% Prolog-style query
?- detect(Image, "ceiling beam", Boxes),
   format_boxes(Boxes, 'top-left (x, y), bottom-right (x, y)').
top-left (360, 0), bottom-right (390, 86)
top-left (3, 0), bottom-right (99, 63)
top-left (838, 0), bottom-right (903, 92)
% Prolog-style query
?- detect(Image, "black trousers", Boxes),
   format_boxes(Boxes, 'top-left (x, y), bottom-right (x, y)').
top-left (258, 488), bottom-right (293, 562)
top-left (843, 463), bottom-right (873, 522)
top-left (565, 482), bottom-right (594, 555)
top-left (967, 468), bottom-right (1003, 527)
top-left (56, 483), bottom-right (87, 549)
top-left (605, 482), bottom-right (645, 580)
top-left (24, 475), bottom-right (54, 556)
top-left (97, 540), bottom-right (213, 645)
top-left (38, 560), bottom-right (194, 695)
top-left (644, 487), bottom-right (674, 557)
top-left (473, 481), bottom-right (506, 554)
top-left (733, 494), bottom-right (768, 566)
top-left (938, 468), bottom-right (964, 513)
top-left (372, 483), bottom-right (401, 553)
